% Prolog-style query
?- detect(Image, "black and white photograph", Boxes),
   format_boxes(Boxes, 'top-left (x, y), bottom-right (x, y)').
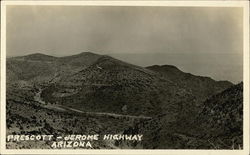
top-left (0, 1), bottom-right (249, 154)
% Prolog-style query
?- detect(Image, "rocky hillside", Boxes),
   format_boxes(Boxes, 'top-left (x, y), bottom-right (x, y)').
top-left (6, 52), bottom-right (242, 149)
top-left (40, 55), bottom-right (196, 117)
top-left (132, 82), bottom-right (243, 149)
top-left (195, 82), bottom-right (243, 149)
top-left (146, 65), bottom-right (233, 102)
top-left (7, 52), bottom-right (102, 84)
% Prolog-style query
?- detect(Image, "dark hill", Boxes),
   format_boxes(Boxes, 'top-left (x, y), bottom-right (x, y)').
top-left (195, 82), bottom-right (243, 149)
top-left (132, 82), bottom-right (243, 149)
top-left (14, 53), bottom-right (58, 61)
top-left (41, 55), bottom-right (194, 117)
top-left (6, 57), bottom-right (56, 83)
top-left (6, 52), bottom-right (103, 83)
top-left (146, 65), bottom-right (233, 102)
top-left (58, 52), bottom-right (102, 67)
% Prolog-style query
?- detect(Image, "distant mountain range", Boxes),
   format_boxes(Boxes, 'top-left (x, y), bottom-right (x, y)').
top-left (6, 52), bottom-right (242, 149)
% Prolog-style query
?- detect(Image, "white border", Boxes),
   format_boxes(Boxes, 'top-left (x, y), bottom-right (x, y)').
top-left (0, 1), bottom-right (249, 155)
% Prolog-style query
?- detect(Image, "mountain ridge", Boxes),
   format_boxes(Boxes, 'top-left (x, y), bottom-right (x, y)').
top-left (146, 64), bottom-right (232, 84)
top-left (6, 52), bottom-right (242, 149)
top-left (146, 64), bottom-right (233, 102)
top-left (8, 52), bottom-right (234, 84)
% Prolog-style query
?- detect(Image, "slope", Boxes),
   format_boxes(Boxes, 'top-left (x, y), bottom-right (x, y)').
top-left (41, 55), bottom-right (195, 117)
top-left (146, 65), bottom-right (233, 102)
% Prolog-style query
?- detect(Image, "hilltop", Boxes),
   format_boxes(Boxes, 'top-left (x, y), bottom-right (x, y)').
top-left (146, 65), bottom-right (233, 102)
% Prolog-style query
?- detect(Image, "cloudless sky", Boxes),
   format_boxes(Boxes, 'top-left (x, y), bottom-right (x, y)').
top-left (6, 6), bottom-right (243, 83)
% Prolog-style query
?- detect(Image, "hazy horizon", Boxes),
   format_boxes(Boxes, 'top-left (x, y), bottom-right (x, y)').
top-left (6, 6), bottom-right (243, 84)
top-left (7, 51), bottom-right (242, 84)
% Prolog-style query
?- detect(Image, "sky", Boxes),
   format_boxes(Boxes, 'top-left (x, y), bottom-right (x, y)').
top-left (6, 6), bottom-right (243, 83)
